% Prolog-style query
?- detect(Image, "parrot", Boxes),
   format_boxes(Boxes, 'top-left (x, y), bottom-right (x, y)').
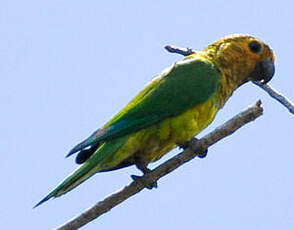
top-left (35, 34), bottom-right (275, 207)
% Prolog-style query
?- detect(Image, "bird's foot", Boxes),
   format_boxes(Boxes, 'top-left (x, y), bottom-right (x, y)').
top-left (178, 138), bottom-right (208, 158)
top-left (197, 148), bottom-right (208, 158)
top-left (177, 141), bottom-right (190, 150)
top-left (131, 174), bottom-right (158, 189)
top-left (131, 160), bottom-right (158, 189)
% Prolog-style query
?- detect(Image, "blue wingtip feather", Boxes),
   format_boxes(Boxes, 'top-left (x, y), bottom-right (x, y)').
top-left (65, 130), bottom-right (102, 158)
top-left (66, 147), bottom-right (78, 158)
top-left (66, 140), bottom-right (91, 158)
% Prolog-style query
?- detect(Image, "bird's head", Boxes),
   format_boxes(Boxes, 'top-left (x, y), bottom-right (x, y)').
top-left (204, 34), bottom-right (275, 87)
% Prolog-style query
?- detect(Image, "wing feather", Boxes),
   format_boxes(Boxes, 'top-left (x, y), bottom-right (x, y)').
top-left (68, 58), bottom-right (220, 156)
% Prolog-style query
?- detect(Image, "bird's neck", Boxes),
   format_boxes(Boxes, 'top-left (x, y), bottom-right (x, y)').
top-left (200, 45), bottom-right (250, 108)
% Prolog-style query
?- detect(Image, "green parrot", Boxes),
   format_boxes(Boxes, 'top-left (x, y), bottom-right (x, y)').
top-left (36, 34), bottom-right (275, 207)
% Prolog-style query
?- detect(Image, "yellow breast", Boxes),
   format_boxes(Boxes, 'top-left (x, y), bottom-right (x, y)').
top-left (111, 95), bottom-right (219, 166)
top-left (148, 95), bottom-right (219, 162)
top-left (99, 95), bottom-right (220, 172)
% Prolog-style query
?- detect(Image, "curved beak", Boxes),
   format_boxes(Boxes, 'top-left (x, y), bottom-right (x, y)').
top-left (248, 58), bottom-right (275, 84)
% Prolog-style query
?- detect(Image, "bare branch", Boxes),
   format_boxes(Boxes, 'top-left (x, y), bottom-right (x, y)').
top-left (55, 101), bottom-right (263, 230)
top-left (165, 44), bottom-right (294, 116)
top-left (164, 45), bottom-right (196, 56)
top-left (253, 82), bottom-right (294, 115)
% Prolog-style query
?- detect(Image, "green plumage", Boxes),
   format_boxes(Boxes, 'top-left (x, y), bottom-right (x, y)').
top-left (68, 58), bottom-right (220, 155)
top-left (35, 57), bottom-right (220, 207)
top-left (35, 34), bottom-right (275, 207)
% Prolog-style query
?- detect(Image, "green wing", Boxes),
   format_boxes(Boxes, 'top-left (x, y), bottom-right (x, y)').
top-left (68, 57), bottom-right (220, 157)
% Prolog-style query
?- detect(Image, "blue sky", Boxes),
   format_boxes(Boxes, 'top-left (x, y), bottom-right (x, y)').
top-left (1, 1), bottom-right (294, 229)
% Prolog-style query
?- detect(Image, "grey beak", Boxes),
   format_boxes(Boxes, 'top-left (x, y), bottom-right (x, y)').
top-left (249, 58), bottom-right (275, 84)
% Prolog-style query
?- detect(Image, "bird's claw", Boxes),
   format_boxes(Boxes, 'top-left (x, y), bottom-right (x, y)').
top-left (177, 141), bottom-right (190, 150)
top-left (131, 174), bottom-right (158, 189)
top-left (178, 138), bottom-right (208, 158)
top-left (197, 148), bottom-right (208, 158)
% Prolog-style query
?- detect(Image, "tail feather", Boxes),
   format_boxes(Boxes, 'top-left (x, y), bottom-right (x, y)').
top-left (34, 159), bottom-right (99, 208)
top-left (35, 136), bottom-right (128, 208)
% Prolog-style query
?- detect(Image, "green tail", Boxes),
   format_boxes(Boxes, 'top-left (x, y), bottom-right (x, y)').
top-left (34, 136), bottom-right (128, 208)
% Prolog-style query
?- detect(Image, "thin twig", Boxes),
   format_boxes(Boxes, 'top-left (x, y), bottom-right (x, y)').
top-left (165, 44), bottom-right (294, 116)
top-left (55, 101), bottom-right (263, 230)
top-left (164, 45), bottom-right (196, 56)
top-left (253, 82), bottom-right (294, 114)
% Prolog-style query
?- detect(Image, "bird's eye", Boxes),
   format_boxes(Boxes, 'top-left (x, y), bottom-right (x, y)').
top-left (248, 41), bottom-right (262, 54)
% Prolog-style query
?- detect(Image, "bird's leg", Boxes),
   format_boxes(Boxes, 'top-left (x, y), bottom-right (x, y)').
top-left (131, 158), bottom-right (158, 189)
top-left (177, 138), bottom-right (208, 158)
top-left (135, 161), bottom-right (152, 174)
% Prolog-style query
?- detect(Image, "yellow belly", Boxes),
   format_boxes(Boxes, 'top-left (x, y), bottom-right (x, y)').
top-left (145, 96), bottom-right (219, 162)
top-left (103, 96), bottom-right (219, 170)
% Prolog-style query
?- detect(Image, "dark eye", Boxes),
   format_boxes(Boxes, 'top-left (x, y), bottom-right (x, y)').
top-left (248, 41), bottom-right (262, 54)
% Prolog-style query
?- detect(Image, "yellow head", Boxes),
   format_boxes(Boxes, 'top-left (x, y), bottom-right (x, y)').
top-left (203, 34), bottom-right (275, 87)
